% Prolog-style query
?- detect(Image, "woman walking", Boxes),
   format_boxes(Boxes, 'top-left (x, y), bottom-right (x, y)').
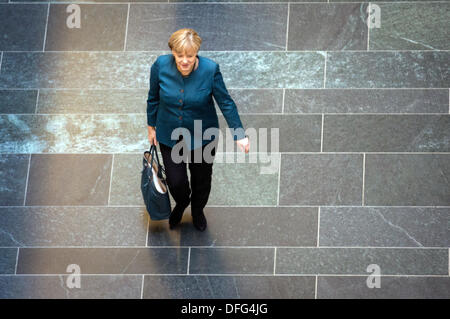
top-left (147, 28), bottom-right (249, 231)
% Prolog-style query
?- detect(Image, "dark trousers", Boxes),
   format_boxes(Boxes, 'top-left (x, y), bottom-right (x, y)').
top-left (158, 137), bottom-right (217, 211)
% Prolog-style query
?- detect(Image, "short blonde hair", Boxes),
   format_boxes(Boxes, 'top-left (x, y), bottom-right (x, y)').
top-left (168, 28), bottom-right (202, 54)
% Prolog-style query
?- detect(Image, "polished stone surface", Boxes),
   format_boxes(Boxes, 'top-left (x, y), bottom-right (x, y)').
top-left (0, 1), bottom-right (448, 299)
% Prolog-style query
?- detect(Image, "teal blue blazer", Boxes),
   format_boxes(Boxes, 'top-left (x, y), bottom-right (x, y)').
top-left (147, 54), bottom-right (246, 150)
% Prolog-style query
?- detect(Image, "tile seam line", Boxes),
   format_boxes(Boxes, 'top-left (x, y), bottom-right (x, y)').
top-left (4, 274), bottom-right (449, 277)
top-left (1, 50), bottom-right (450, 53)
top-left (107, 154), bottom-right (114, 206)
top-left (0, 88), bottom-right (448, 91)
top-left (3, 112), bottom-right (450, 115)
top-left (22, 154), bottom-right (31, 206)
top-left (2, 152), bottom-right (450, 155)
top-left (7, 1), bottom-right (450, 3)
top-left (0, 88), bottom-right (447, 90)
top-left (14, 248), bottom-right (19, 275)
top-left (42, 3), bottom-right (50, 52)
top-left (2, 246), bottom-right (449, 249)
top-left (140, 274), bottom-right (144, 299)
top-left (315, 276), bottom-right (318, 299)
top-left (2, 205), bottom-right (450, 208)
top-left (123, 3), bottom-right (130, 52)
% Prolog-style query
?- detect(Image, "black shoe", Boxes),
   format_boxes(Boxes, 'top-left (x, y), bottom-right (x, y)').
top-left (192, 208), bottom-right (207, 231)
top-left (169, 201), bottom-right (189, 229)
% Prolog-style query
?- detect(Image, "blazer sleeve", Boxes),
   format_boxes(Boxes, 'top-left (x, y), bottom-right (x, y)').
top-left (146, 58), bottom-right (160, 127)
top-left (212, 63), bottom-right (246, 141)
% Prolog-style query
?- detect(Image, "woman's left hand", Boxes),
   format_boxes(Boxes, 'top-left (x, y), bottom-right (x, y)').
top-left (236, 136), bottom-right (250, 153)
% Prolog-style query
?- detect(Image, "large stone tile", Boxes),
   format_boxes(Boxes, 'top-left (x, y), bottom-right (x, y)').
top-left (284, 89), bottom-right (449, 114)
top-left (0, 248), bottom-right (17, 274)
top-left (279, 154), bottom-right (363, 206)
top-left (364, 154), bottom-right (450, 206)
top-left (0, 90), bottom-right (37, 114)
top-left (319, 207), bottom-right (450, 248)
top-left (214, 89), bottom-right (283, 114)
top-left (37, 89), bottom-right (148, 114)
top-left (288, 3), bottom-right (368, 50)
top-left (0, 154), bottom-right (29, 206)
top-left (147, 206), bottom-right (318, 247)
top-left (0, 207), bottom-right (148, 247)
top-left (45, 4), bottom-right (128, 51)
top-left (0, 114), bottom-right (148, 153)
top-left (17, 247), bottom-right (188, 274)
top-left (326, 52), bottom-right (450, 88)
top-left (25, 154), bottom-right (112, 206)
top-left (0, 275), bottom-right (142, 299)
top-left (111, 152), bottom-right (279, 206)
top-left (369, 3), bottom-right (450, 50)
top-left (276, 248), bottom-right (448, 275)
top-left (0, 52), bottom-right (155, 89)
top-left (36, 88), bottom-right (280, 114)
top-left (317, 276), bottom-right (450, 299)
top-left (127, 3), bottom-right (287, 51)
top-left (189, 248), bottom-right (274, 274)
top-left (218, 114), bottom-right (322, 152)
top-left (0, 51), bottom-right (324, 89)
top-left (201, 51), bottom-right (325, 89)
top-left (323, 114), bottom-right (450, 152)
top-left (0, 4), bottom-right (48, 51)
top-left (143, 275), bottom-right (315, 299)
top-left (208, 153), bottom-right (280, 206)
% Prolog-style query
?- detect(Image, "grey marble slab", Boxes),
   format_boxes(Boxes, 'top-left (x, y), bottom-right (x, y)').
top-left (0, 114), bottom-right (149, 153)
top-left (288, 3), bottom-right (368, 50)
top-left (364, 154), bottom-right (450, 206)
top-left (276, 248), bottom-right (448, 275)
top-left (17, 247), bottom-right (188, 274)
top-left (0, 248), bottom-right (17, 274)
top-left (326, 51), bottom-right (450, 88)
top-left (0, 90), bottom-right (38, 114)
top-left (0, 275), bottom-right (142, 299)
top-left (45, 4), bottom-right (128, 51)
top-left (147, 206), bottom-right (318, 247)
top-left (317, 276), bottom-right (450, 299)
top-left (207, 153), bottom-right (280, 206)
top-left (0, 51), bottom-right (324, 89)
top-left (201, 51), bottom-right (325, 89)
top-left (0, 154), bottom-right (29, 206)
top-left (369, 3), bottom-right (450, 50)
top-left (110, 151), bottom-right (278, 207)
top-left (284, 89), bottom-right (449, 114)
top-left (279, 154), bottom-right (363, 206)
top-left (33, 88), bottom-right (281, 114)
top-left (126, 3), bottom-right (287, 51)
top-left (189, 248), bottom-right (274, 274)
top-left (0, 4), bottom-right (48, 51)
top-left (323, 114), bottom-right (450, 152)
top-left (0, 52), bottom-right (156, 89)
top-left (143, 275), bottom-right (315, 299)
top-left (218, 114), bottom-right (322, 152)
top-left (25, 154), bottom-right (112, 206)
top-left (0, 207), bottom-right (148, 247)
top-left (36, 89), bottom-right (148, 114)
top-left (319, 207), bottom-right (450, 248)
top-left (215, 89), bottom-right (283, 114)
top-left (171, 0), bottom-right (326, 2)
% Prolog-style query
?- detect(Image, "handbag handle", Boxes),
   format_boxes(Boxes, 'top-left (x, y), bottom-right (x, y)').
top-left (149, 144), bottom-right (165, 179)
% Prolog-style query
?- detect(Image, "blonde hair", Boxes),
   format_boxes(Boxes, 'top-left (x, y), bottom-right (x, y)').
top-left (168, 28), bottom-right (202, 54)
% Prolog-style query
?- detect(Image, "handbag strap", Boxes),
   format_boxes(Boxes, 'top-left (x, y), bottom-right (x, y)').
top-left (149, 144), bottom-right (165, 179)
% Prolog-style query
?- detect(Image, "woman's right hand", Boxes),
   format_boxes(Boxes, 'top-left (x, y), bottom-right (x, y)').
top-left (148, 126), bottom-right (158, 146)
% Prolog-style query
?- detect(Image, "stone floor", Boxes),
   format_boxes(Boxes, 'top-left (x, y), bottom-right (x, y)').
top-left (0, 0), bottom-right (449, 299)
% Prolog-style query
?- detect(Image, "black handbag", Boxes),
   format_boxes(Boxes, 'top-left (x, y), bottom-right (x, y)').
top-left (141, 144), bottom-right (172, 220)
